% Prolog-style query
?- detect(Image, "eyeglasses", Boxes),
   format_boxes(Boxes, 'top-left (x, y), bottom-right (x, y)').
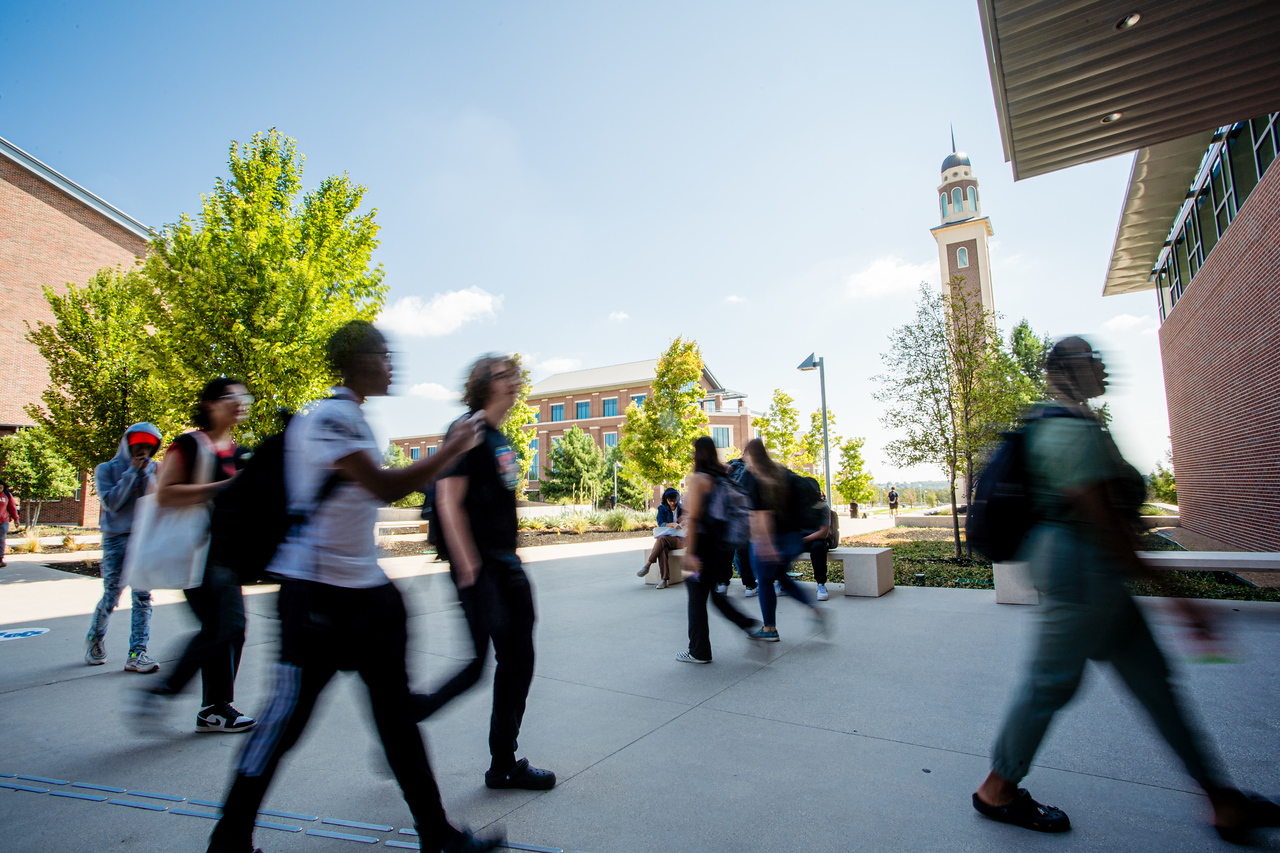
top-left (360, 349), bottom-right (394, 362)
top-left (220, 393), bottom-right (254, 405)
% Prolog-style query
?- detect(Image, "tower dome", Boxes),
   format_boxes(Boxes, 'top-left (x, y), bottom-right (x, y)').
top-left (941, 151), bottom-right (971, 172)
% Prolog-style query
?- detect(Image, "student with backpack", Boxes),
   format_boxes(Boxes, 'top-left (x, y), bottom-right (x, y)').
top-left (793, 484), bottom-right (837, 601)
top-left (676, 436), bottom-right (759, 663)
top-left (722, 458), bottom-right (757, 596)
top-left (970, 337), bottom-right (1280, 842)
top-left (887, 486), bottom-right (899, 517)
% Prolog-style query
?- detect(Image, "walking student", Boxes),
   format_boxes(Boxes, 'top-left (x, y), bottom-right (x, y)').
top-left (677, 436), bottom-right (758, 663)
top-left (145, 378), bottom-right (255, 733)
top-left (723, 457), bottom-right (757, 596)
top-left (0, 479), bottom-right (18, 568)
top-left (412, 354), bottom-right (557, 792)
top-left (638, 488), bottom-right (684, 589)
top-left (85, 423), bottom-right (163, 671)
top-left (888, 486), bottom-right (899, 517)
top-left (208, 321), bottom-right (497, 853)
top-left (972, 337), bottom-right (1280, 842)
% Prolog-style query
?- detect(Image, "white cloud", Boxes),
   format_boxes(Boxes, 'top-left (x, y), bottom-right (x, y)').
top-left (725, 295), bottom-right (745, 303)
top-left (846, 256), bottom-right (937, 298)
top-left (1103, 313), bottom-right (1154, 333)
top-left (378, 286), bottom-right (503, 337)
top-left (608, 311), bottom-right (629, 321)
top-left (408, 382), bottom-right (458, 401)
top-left (536, 357), bottom-right (582, 373)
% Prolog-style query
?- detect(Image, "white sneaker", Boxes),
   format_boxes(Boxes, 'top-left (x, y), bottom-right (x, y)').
top-left (744, 587), bottom-right (759, 598)
top-left (196, 703), bottom-right (256, 733)
top-left (676, 651), bottom-right (711, 664)
top-left (816, 584), bottom-right (829, 601)
top-left (714, 583), bottom-right (728, 595)
top-left (85, 637), bottom-right (106, 666)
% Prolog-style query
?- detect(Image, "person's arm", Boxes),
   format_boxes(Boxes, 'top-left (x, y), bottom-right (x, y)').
top-left (683, 475), bottom-right (707, 573)
top-left (97, 462), bottom-right (141, 513)
top-left (155, 444), bottom-right (231, 508)
top-left (437, 474), bottom-right (482, 588)
top-left (332, 416), bottom-right (481, 503)
top-left (803, 523), bottom-right (829, 545)
top-left (750, 510), bottom-right (777, 562)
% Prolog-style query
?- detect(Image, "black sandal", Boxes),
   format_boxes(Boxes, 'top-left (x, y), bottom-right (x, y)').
top-left (973, 788), bottom-right (1071, 833)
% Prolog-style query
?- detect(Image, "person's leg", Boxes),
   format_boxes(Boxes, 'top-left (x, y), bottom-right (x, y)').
top-left (775, 533), bottom-right (814, 609)
top-left (87, 534), bottom-right (129, 644)
top-left (752, 544), bottom-right (779, 627)
top-left (411, 581), bottom-right (490, 722)
top-left (656, 538), bottom-right (671, 581)
top-left (158, 578), bottom-right (220, 695)
top-left (196, 564), bottom-right (247, 707)
top-left (0, 521), bottom-right (8, 565)
top-left (485, 566), bottom-right (537, 771)
top-left (686, 574), bottom-right (713, 660)
top-left (810, 540), bottom-right (829, 586)
top-left (706, 550), bottom-right (755, 632)
top-left (735, 548), bottom-right (756, 590)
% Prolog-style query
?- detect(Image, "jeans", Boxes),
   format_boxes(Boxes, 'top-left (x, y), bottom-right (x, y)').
top-left (732, 547), bottom-right (756, 589)
top-left (413, 561), bottom-right (537, 769)
top-left (751, 532), bottom-right (814, 627)
top-left (87, 533), bottom-right (152, 654)
top-left (161, 563), bottom-right (245, 707)
top-left (211, 580), bottom-right (453, 853)
top-left (796, 533), bottom-right (830, 584)
top-left (991, 523), bottom-right (1223, 788)
top-left (686, 547), bottom-right (756, 660)
top-left (0, 521), bottom-right (8, 562)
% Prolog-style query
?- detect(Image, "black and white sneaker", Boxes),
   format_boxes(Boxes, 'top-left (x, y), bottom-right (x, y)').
top-left (196, 703), bottom-right (256, 733)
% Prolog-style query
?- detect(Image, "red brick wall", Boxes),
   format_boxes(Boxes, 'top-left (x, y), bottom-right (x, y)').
top-left (1159, 159), bottom-right (1280, 551)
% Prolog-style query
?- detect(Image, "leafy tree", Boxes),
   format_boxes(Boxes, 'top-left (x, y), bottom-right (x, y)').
top-left (501, 354), bottom-right (538, 491)
top-left (540, 426), bottom-right (607, 504)
top-left (619, 337), bottom-right (709, 487)
top-left (0, 427), bottom-right (80, 528)
top-left (925, 488), bottom-right (940, 508)
top-left (752, 389), bottom-right (803, 470)
top-left (381, 442), bottom-right (424, 508)
top-left (25, 267), bottom-right (172, 472)
top-left (1149, 449), bottom-right (1177, 504)
top-left (139, 129), bottom-right (386, 441)
top-left (1009, 318), bottom-right (1052, 397)
top-left (800, 408), bottom-right (839, 481)
top-left (600, 444), bottom-right (648, 509)
top-left (833, 436), bottom-right (875, 507)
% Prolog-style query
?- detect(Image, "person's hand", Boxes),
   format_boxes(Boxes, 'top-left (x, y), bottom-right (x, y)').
top-left (443, 411), bottom-right (485, 455)
top-left (454, 560), bottom-right (480, 590)
top-left (130, 455), bottom-right (149, 470)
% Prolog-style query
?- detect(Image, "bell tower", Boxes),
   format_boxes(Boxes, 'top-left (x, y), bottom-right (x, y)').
top-left (931, 135), bottom-right (995, 314)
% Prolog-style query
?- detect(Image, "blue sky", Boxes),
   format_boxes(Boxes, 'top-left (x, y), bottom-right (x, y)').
top-left (1, 1), bottom-right (1171, 479)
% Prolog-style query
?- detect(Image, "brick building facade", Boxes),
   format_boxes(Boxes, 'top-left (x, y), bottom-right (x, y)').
top-left (0, 136), bottom-right (150, 526)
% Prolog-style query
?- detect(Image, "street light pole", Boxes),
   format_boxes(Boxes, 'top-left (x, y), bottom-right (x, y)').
top-left (797, 353), bottom-right (833, 504)
top-left (614, 461), bottom-right (621, 507)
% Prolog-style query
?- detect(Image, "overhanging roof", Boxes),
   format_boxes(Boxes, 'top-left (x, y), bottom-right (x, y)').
top-left (978, 0), bottom-right (1280, 180)
top-left (1102, 130), bottom-right (1213, 295)
top-left (529, 359), bottom-right (730, 399)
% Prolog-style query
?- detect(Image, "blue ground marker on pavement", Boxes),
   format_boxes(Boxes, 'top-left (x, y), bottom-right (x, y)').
top-left (1, 781), bottom-right (50, 793)
top-left (18, 775), bottom-right (68, 785)
top-left (172, 808), bottom-right (221, 819)
top-left (256, 820), bottom-right (303, 833)
top-left (323, 818), bottom-right (395, 832)
top-left (385, 841), bottom-right (418, 849)
top-left (0, 772), bottom-right (14, 777)
top-left (109, 798), bottom-right (168, 811)
top-left (129, 790), bottom-right (185, 802)
top-left (73, 783), bottom-right (127, 793)
top-left (49, 791), bottom-right (108, 802)
top-left (189, 799), bottom-right (224, 808)
top-left (260, 808), bottom-right (318, 821)
top-left (507, 844), bottom-right (566, 853)
top-left (306, 828), bottom-right (379, 843)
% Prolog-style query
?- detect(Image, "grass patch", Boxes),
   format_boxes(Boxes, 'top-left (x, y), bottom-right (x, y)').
top-left (1140, 504), bottom-right (1177, 516)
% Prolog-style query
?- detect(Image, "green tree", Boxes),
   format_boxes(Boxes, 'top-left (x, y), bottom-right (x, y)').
top-left (752, 389), bottom-right (804, 470)
top-left (800, 408), bottom-right (839, 481)
top-left (25, 267), bottom-right (172, 472)
top-left (600, 444), bottom-right (648, 509)
top-left (139, 129), bottom-right (386, 440)
top-left (833, 436), bottom-right (875, 507)
top-left (1009, 318), bottom-right (1052, 397)
top-left (501, 354), bottom-right (538, 492)
top-left (619, 337), bottom-right (709, 487)
top-left (381, 442), bottom-right (424, 508)
top-left (540, 426), bottom-right (607, 504)
top-left (0, 427), bottom-right (80, 528)
top-left (1149, 449), bottom-right (1177, 504)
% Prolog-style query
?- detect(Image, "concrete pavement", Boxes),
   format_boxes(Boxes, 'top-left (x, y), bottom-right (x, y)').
top-left (2, 537), bottom-right (1279, 852)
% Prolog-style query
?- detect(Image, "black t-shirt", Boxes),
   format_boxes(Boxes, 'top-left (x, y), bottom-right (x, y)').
top-left (742, 470), bottom-right (798, 535)
top-left (169, 432), bottom-right (246, 486)
top-left (443, 422), bottom-right (520, 566)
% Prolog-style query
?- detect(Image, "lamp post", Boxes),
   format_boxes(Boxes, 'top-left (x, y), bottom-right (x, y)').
top-left (614, 460), bottom-right (621, 508)
top-left (798, 352), bottom-right (832, 505)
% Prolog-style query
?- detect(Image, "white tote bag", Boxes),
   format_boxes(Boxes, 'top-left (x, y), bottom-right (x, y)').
top-left (122, 432), bottom-right (215, 591)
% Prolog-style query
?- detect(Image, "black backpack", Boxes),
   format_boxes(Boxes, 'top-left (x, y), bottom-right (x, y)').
top-left (420, 483), bottom-right (448, 563)
top-left (966, 407), bottom-right (1076, 562)
top-left (788, 474), bottom-right (827, 531)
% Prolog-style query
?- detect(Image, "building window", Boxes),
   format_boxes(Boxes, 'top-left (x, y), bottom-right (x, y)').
top-left (631, 394), bottom-right (646, 408)
top-left (712, 427), bottom-right (730, 448)
top-left (551, 404), bottom-right (564, 422)
top-left (940, 193), bottom-right (947, 217)
top-left (952, 187), bottom-right (963, 213)
top-left (604, 432), bottom-right (618, 449)
top-left (957, 247), bottom-right (969, 268)
top-left (410, 447), bottom-right (420, 461)
top-left (534, 410), bottom-right (540, 423)
top-left (602, 397), bottom-right (618, 417)
top-left (576, 401), bottom-right (590, 419)
top-left (529, 439), bottom-right (538, 480)
top-left (967, 187), bottom-right (977, 210)
top-left (428, 446), bottom-right (437, 456)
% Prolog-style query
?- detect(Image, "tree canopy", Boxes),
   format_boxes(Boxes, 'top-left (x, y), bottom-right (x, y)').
top-left (500, 354), bottom-right (538, 492)
top-left (752, 390), bottom-right (803, 470)
top-left (540, 426), bottom-right (606, 504)
top-left (833, 436), bottom-right (875, 507)
top-left (0, 426), bottom-right (79, 528)
top-left (618, 337), bottom-right (708, 487)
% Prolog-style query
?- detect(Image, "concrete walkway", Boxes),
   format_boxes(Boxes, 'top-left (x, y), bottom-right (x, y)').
top-left (2, 538), bottom-right (1279, 852)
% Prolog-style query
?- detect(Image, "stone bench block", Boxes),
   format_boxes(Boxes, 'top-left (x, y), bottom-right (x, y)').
top-left (642, 547), bottom-right (686, 585)
top-left (994, 561), bottom-right (1039, 605)
top-left (832, 547), bottom-right (894, 597)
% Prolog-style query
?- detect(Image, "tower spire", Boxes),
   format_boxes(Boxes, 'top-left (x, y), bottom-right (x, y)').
top-left (951, 124), bottom-right (956, 153)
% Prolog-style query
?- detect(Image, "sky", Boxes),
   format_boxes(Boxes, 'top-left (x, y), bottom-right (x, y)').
top-left (0, 1), bottom-right (1174, 480)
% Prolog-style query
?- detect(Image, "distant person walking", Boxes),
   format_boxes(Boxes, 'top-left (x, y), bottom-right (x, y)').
top-left (85, 423), bottom-right (163, 672)
top-left (208, 321), bottom-right (497, 853)
top-left (0, 480), bottom-right (18, 568)
top-left (639, 487), bottom-right (684, 589)
top-left (888, 486), bottom-right (899, 517)
top-left (972, 337), bottom-right (1280, 842)
top-left (677, 436), bottom-right (759, 663)
top-left (412, 354), bottom-right (556, 793)
top-left (723, 458), bottom-right (757, 596)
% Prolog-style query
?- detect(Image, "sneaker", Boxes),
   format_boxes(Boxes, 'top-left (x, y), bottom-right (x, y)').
top-left (443, 829), bottom-right (505, 853)
top-left (485, 758), bottom-right (556, 790)
top-left (747, 627), bottom-right (780, 642)
top-left (774, 581), bottom-right (787, 597)
top-left (196, 703), bottom-right (256, 733)
top-left (816, 584), bottom-right (829, 601)
top-left (124, 651), bottom-right (160, 673)
top-left (85, 637), bottom-right (107, 666)
top-left (744, 586), bottom-right (759, 598)
top-left (655, 579), bottom-right (668, 589)
top-left (714, 583), bottom-right (728, 595)
top-left (637, 565), bottom-right (650, 577)
top-left (129, 687), bottom-right (168, 734)
top-left (676, 650), bottom-right (711, 664)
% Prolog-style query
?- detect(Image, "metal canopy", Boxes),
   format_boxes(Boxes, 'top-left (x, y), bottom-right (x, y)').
top-left (978, 0), bottom-right (1280, 180)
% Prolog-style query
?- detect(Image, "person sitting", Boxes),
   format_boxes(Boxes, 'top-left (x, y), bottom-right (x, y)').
top-left (638, 488), bottom-right (684, 589)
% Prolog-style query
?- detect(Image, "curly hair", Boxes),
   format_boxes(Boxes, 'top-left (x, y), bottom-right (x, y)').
top-left (326, 320), bottom-right (383, 378)
top-left (462, 354), bottom-right (518, 413)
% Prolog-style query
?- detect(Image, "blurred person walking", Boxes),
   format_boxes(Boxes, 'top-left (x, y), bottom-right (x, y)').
top-left (207, 321), bottom-right (497, 853)
top-left (723, 457), bottom-right (757, 596)
top-left (972, 337), bottom-right (1280, 842)
top-left (411, 354), bottom-right (557, 793)
top-left (0, 479), bottom-right (18, 568)
top-left (677, 436), bottom-right (758, 663)
top-left (85, 423), bottom-right (163, 671)
top-left (638, 488), bottom-right (684, 589)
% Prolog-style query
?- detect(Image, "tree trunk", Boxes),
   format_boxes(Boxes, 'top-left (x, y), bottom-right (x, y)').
top-left (964, 452), bottom-right (974, 559)
top-left (948, 464), bottom-right (961, 559)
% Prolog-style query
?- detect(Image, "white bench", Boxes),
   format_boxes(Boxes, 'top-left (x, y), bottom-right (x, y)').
top-left (641, 548), bottom-right (687, 586)
top-left (830, 547), bottom-right (894, 597)
top-left (994, 551), bottom-right (1280, 605)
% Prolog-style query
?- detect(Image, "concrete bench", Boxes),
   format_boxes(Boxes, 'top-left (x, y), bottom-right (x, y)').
top-left (641, 547), bottom-right (687, 586)
top-left (830, 547), bottom-right (894, 597)
top-left (994, 551), bottom-right (1280, 605)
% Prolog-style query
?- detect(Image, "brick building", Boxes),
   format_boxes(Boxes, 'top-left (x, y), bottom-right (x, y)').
top-left (0, 136), bottom-right (150, 525)
top-left (979, 1), bottom-right (1280, 550)
top-left (391, 359), bottom-right (755, 503)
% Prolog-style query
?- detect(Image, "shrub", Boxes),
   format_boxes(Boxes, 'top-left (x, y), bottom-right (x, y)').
top-left (560, 513), bottom-right (590, 535)
top-left (518, 516), bottom-right (547, 531)
top-left (391, 491), bottom-right (425, 509)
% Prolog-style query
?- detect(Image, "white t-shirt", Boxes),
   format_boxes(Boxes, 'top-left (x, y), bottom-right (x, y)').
top-left (269, 387), bottom-right (387, 589)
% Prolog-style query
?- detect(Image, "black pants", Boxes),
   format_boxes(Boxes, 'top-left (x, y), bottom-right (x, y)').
top-left (163, 563), bottom-right (245, 706)
top-left (686, 548), bottom-right (756, 661)
top-left (733, 547), bottom-right (757, 589)
top-left (798, 537), bottom-right (831, 585)
top-left (413, 562), bottom-right (536, 769)
top-left (210, 580), bottom-right (452, 853)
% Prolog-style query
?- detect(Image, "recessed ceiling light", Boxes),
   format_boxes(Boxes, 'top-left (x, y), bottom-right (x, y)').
top-left (1115, 12), bottom-right (1141, 30)
top-left (1101, 112), bottom-right (1123, 123)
